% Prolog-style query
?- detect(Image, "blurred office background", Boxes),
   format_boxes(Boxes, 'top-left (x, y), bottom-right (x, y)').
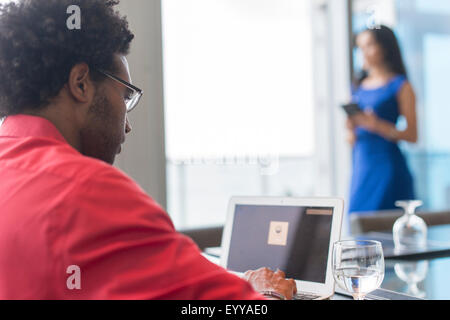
top-left (110, 0), bottom-right (450, 235)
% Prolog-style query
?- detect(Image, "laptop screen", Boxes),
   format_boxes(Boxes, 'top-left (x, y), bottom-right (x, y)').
top-left (227, 204), bottom-right (333, 284)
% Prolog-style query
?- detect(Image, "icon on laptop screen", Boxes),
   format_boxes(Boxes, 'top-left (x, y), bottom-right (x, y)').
top-left (267, 221), bottom-right (289, 246)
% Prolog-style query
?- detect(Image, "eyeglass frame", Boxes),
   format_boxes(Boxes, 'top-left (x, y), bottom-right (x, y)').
top-left (94, 68), bottom-right (144, 113)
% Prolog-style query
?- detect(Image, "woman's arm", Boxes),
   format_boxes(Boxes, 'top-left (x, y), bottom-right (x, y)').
top-left (351, 82), bottom-right (418, 143)
top-left (374, 82), bottom-right (418, 143)
top-left (394, 82), bottom-right (418, 143)
top-left (346, 118), bottom-right (357, 146)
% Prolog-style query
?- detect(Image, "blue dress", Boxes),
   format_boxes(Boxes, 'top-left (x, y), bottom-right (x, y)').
top-left (349, 75), bottom-right (415, 214)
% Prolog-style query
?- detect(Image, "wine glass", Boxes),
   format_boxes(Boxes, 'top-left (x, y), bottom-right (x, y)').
top-left (393, 200), bottom-right (427, 252)
top-left (332, 240), bottom-right (385, 300)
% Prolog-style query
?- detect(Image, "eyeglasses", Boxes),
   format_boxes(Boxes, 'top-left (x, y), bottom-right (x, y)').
top-left (95, 69), bottom-right (143, 113)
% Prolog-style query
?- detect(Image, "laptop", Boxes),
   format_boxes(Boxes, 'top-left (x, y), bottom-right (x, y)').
top-left (220, 196), bottom-right (344, 300)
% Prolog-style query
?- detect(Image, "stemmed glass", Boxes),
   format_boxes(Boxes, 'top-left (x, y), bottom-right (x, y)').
top-left (332, 240), bottom-right (385, 300)
top-left (393, 200), bottom-right (427, 252)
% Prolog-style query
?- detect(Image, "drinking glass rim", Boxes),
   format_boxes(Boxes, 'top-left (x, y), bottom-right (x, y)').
top-left (334, 240), bottom-right (382, 248)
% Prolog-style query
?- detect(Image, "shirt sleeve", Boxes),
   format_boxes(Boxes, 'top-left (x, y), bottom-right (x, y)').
top-left (59, 165), bottom-right (265, 300)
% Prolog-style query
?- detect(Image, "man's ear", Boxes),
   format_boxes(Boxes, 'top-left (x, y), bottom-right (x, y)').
top-left (67, 63), bottom-right (96, 104)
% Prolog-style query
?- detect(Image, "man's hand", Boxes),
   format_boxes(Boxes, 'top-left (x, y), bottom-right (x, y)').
top-left (243, 267), bottom-right (297, 300)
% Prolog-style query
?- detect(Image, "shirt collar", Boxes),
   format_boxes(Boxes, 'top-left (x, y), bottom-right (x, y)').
top-left (0, 114), bottom-right (68, 144)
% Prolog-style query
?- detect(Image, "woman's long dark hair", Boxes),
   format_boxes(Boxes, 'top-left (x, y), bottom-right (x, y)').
top-left (354, 25), bottom-right (408, 86)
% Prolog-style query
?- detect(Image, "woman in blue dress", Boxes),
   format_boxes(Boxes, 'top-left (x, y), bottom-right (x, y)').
top-left (347, 25), bottom-right (418, 214)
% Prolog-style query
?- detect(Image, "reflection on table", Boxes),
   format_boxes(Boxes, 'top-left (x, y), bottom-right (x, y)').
top-left (382, 258), bottom-right (450, 300)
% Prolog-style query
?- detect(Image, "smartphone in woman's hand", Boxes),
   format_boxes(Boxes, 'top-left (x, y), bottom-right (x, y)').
top-left (341, 103), bottom-right (363, 117)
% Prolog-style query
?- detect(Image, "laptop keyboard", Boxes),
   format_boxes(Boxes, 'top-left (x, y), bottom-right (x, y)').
top-left (293, 293), bottom-right (321, 300)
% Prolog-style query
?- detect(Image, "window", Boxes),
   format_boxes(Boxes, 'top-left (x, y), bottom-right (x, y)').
top-left (162, 0), bottom-right (316, 228)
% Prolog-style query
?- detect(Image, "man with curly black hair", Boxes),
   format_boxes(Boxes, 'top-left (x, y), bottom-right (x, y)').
top-left (0, 0), bottom-right (296, 300)
top-left (0, 0), bottom-right (135, 164)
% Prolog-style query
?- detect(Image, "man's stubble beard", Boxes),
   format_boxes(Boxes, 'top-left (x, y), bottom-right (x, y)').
top-left (79, 92), bottom-right (119, 165)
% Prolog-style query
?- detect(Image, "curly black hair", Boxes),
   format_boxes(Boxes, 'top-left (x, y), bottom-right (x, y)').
top-left (0, 0), bottom-right (134, 117)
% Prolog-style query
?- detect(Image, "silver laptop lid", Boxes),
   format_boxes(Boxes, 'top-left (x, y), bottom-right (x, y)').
top-left (221, 197), bottom-right (344, 296)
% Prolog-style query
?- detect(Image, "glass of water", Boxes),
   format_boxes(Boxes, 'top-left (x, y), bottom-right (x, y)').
top-left (332, 240), bottom-right (385, 300)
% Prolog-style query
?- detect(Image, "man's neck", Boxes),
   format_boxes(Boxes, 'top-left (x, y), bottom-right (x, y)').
top-left (22, 106), bottom-right (82, 152)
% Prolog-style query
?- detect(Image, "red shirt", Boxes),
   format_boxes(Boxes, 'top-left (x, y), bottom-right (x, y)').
top-left (0, 115), bottom-right (263, 300)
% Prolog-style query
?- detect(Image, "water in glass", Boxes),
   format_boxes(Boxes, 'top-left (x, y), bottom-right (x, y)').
top-left (333, 240), bottom-right (385, 300)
